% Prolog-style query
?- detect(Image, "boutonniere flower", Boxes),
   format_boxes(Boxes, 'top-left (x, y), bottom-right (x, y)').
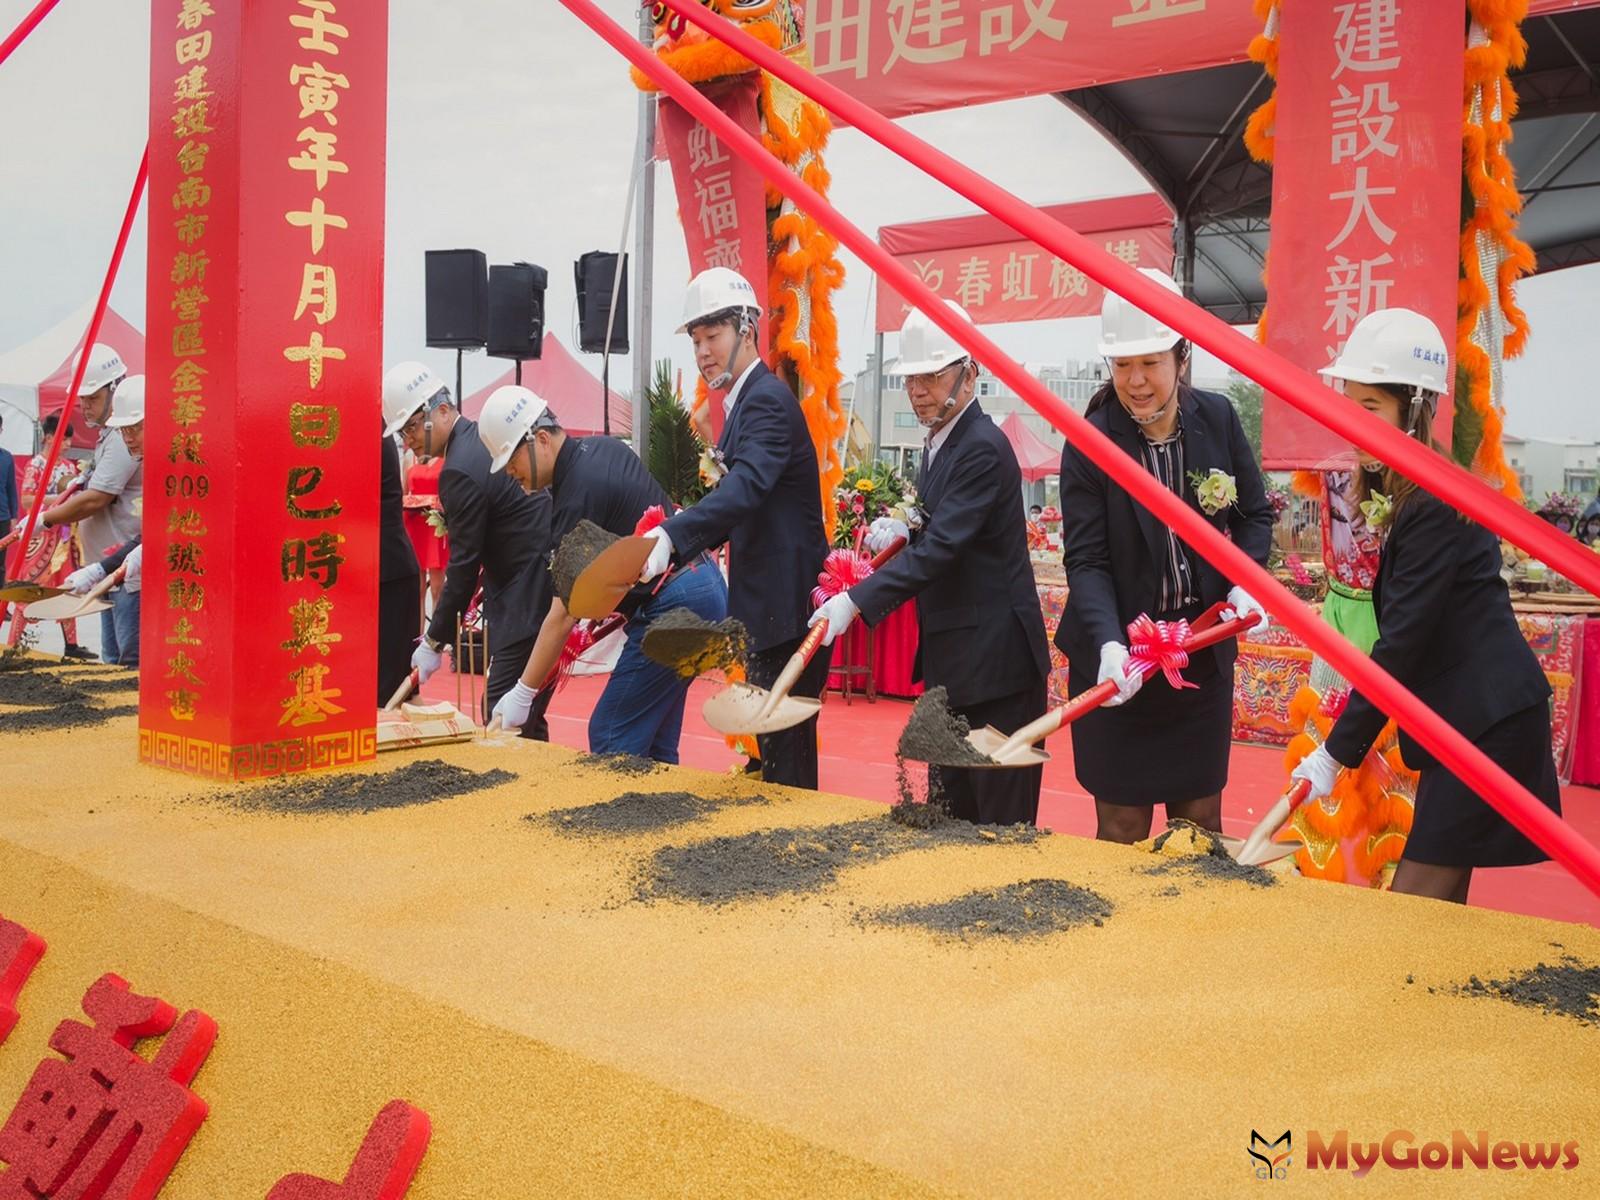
top-left (1187, 468), bottom-right (1237, 516)
top-left (1358, 491), bottom-right (1392, 529)
top-left (698, 446), bottom-right (727, 487)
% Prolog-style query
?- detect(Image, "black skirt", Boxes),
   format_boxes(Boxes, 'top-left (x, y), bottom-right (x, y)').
top-left (1405, 701), bottom-right (1562, 868)
top-left (1067, 642), bottom-right (1234, 807)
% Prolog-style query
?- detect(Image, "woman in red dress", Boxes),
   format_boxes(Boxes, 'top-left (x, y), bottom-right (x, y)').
top-left (403, 451), bottom-right (449, 624)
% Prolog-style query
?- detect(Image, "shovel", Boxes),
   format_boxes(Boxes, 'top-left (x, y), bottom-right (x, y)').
top-left (383, 669), bottom-right (421, 712)
top-left (568, 535), bottom-right (656, 620)
top-left (0, 581), bottom-right (68, 605)
top-left (955, 605), bottom-right (1263, 769)
top-left (701, 618), bottom-right (830, 736)
top-left (23, 563), bottom-right (126, 621)
top-left (1234, 778), bottom-right (1313, 866)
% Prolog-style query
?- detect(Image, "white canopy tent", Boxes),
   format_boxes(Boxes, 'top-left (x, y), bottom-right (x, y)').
top-left (0, 303), bottom-right (145, 455)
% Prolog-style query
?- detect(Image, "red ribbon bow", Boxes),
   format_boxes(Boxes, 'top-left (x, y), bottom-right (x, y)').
top-left (1127, 615), bottom-right (1196, 691)
top-left (811, 549), bottom-right (875, 608)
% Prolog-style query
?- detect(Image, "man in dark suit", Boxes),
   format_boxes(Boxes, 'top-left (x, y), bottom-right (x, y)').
top-left (809, 303), bottom-right (1051, 825)
top-left (382, 361), bottom-right (553, 739)
top-left (640, 268), bottom-right (829, 788)
top-left (377, 428), bottom-right (421, 702)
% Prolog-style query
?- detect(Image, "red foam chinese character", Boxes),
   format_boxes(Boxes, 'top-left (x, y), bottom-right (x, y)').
top-left (0, 920), bottom-right (46, 1046)
top-left (266, 1101), bottom-right (431, 1200)
top-left (0, 973), bottom-right (216, 1199)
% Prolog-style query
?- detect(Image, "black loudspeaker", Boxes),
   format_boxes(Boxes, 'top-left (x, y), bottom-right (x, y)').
top-left (487, 262), bottom-right (548, 360)
top-left (424, 249), bottom-right (488, 349)
top-left (575, 251), bottom-right (629, 354)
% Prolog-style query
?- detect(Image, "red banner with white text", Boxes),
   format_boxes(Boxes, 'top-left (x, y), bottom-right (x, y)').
top-left (1259, 0), bottom-right (1462, 469)
top-left (875, 193), bottom-right (1173, 331)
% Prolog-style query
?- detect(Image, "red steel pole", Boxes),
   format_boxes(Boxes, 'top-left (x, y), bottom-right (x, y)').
top-left (0, 0), bottom-right (61, 69)
top-left (558, 0), bottom-right (1600, 899)
top-left (6, 146), bottom-right (148, 580)
top-left (660, 0), bottom-right (1600, 604)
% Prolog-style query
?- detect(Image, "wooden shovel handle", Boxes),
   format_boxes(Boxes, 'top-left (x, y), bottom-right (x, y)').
top-left (384, 669), bottom-right (419, 711)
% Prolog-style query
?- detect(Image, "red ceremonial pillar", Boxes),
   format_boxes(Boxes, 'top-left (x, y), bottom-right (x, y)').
top-left (1260, 0), bottom-right (1462, 469)
top-left (141, 0), bottom-right (387, 779)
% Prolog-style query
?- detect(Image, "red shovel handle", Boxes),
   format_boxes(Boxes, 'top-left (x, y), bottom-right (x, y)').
top-left (868, 536), bottom-right (907, 570)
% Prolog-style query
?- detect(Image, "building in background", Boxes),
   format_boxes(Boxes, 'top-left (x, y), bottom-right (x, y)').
top-left (1503, 434), bottom-right (1600, 504)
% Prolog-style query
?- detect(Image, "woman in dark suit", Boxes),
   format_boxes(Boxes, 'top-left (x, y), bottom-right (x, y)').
top-left (1058, 270), bottom-right (1276, 843)
top-left (1291, 308), bottom-right (1560, 903)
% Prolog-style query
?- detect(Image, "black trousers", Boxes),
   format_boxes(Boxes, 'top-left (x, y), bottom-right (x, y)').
top-left (377, 571), bottom-right (421, 703)
top-left (746, 633), bottom-right (833, 790)
top-left (483, 633), bottom-right (552, 741)
top-left (933, 680), bottom-right (1048, 826)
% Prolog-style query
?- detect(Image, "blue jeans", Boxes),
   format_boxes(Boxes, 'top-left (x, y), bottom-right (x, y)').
top-left (587, 558), bottom-right (728, 763)
top-left (100, 587), bottom-right (141, 668)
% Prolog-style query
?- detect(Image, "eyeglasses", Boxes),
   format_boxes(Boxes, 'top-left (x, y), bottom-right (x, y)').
top-left (399, 410), bottom-right (427, 437)
top-left (905, 361), bottom-right (965, 390)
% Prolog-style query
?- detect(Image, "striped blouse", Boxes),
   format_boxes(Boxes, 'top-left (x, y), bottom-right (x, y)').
top-left (1138, 417), bottom-right (1197, 614)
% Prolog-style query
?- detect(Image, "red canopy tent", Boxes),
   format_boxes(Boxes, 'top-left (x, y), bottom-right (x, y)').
top-left (461, 334), bottom-right (631, 437)
top-left (997, 412), bottom-right (1058, 483)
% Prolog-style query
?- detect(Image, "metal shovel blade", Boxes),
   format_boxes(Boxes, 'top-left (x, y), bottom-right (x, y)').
top-left (569, 536), bottom-right (654, 619)
top-left (701, 681), bottom-right (821, 736)
top-left (958, 724), bottom-right (1051, 769)
top-left (0, 582), bottom-right (66, 605)
top-left (23, 592), bottom-right (110, 620)
top-left (1218, 834), bottom-right (1298, 867)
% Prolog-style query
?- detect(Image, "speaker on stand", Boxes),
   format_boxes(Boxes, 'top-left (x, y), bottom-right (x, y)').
top-left (575, 251), bottom-right (629, 436)
top-left (424, 248), bottom-right (489, 408)
top-left (487, 262), bottom-right (549, 387)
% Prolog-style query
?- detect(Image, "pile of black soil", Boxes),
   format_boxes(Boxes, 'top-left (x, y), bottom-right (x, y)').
top-left (1456, 957), bottom-right (1600, 1026)
top-left (0, 702), bottom-right (139, 732)
top-left (896, 687), bottom-right (993, 767)
top-left (551, 519), bottom-right (620, 606)
top-left (1143, 819), bottom-right (1278, 889)
top-left (641, 608), bottom-right (750, 677)
top-left (215, 759), bottom-right (514, 815)
top-left (875, 878), bottom-right (1114, 940)
top-left (641, 814), bottom-right (1039, 905)
top-left (541, 789), bottom-right (768, 836)
top-left (0, 670), bottom-right (88, 707)
top-left (572, 752), bottom-right (660, 776)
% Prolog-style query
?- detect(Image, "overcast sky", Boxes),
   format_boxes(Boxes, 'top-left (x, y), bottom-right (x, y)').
top-left (2, 0), bottom-right (1594, 444)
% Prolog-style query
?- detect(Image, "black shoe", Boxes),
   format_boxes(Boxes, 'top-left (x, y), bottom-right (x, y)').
top-left (61, 645), bottom-right (98, 662)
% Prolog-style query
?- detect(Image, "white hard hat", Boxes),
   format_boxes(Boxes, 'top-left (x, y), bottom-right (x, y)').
top-left (1322, 308), bottom-right (1451, 396)
top-left (105, 375), bottom-right (145, 428)
top-left (382, 361), bottom-right (449, 435)
top-left (898, 299), bottom-right (975, 375)
top-left (677, 267), bottom-right (761, 334)
top-left (77, 342), bottom-right (127, 395)
top-left (477, 385), bottom-right (558, 473)
top-left (1097, 269), bottom-right (1185, 358)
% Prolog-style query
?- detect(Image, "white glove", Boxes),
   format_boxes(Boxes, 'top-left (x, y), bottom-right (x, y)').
top-left (808, 591), bottom-right (860, 646)
top-left (64, 563), bottom-right (106, 595)
top-left (1227, 585), bottom-right (1270, 634)
top-left (492, 680), bottom-right (539, 731)
top-left (123, 545), bottom-right (143, 588)
top-left (865, 517), bottom-right (909, 555)
top-left (411, 640), bottom-right (445, 685)
top-left (1097, 641), bottom-right (1144, 707)
top-left (1291, 743), bottom-right (1342, 802)
top-left (638, 526), bottom-right (674, 583)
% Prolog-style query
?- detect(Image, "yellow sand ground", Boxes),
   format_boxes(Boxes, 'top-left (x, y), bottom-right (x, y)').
top-left (1, 664), bottom-right (1597, 1196)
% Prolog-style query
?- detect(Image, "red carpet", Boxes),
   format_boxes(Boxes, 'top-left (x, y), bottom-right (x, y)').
top-left (424, 666), bottom-right (1600, 927)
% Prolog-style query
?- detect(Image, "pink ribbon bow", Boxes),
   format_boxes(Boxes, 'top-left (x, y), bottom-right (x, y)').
top-left (811, 549), bottom-right (875, 608)
top-left (1127, 615), bottom-right (1196, 691)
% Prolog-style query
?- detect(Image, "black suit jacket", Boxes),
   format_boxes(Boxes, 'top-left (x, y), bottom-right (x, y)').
top-left (379, 434), bottom-right (420, 585)
top-left (662, 362), bottom-right (827, 652)
top-left (852, 402), bottom-right (1049, 709)
top-left (1055, 386), bottom-right (1275, 675)
top-left (426, 417), bottom-right (552, 651)
top-left (1326, 490), bottom-right (1550, 770)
